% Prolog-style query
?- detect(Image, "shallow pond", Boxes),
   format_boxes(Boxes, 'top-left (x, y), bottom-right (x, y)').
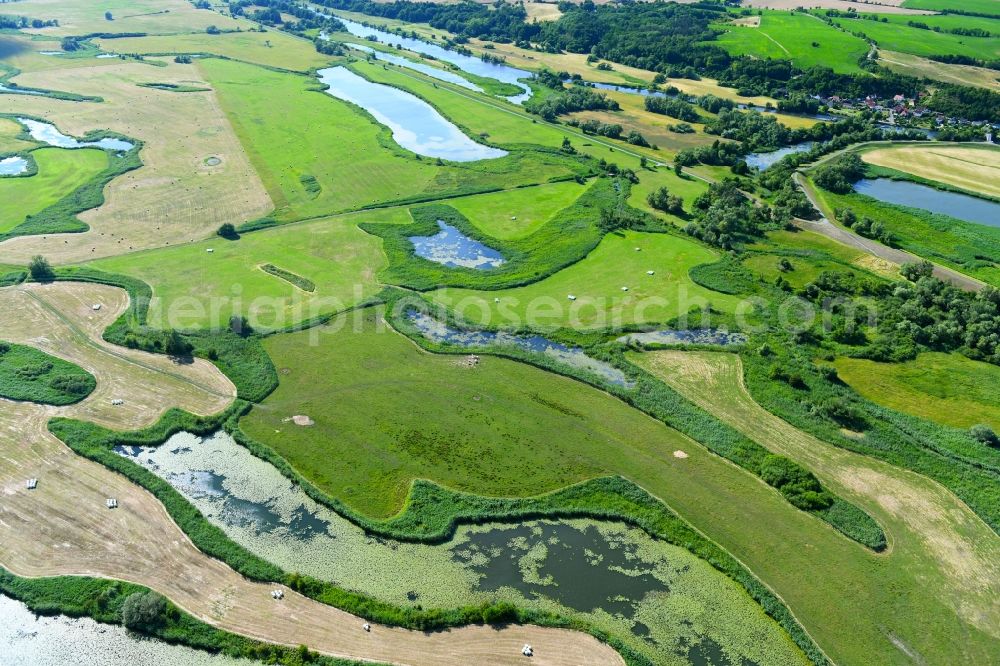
top-left (410, 220), bottom-right (506, 269)
top-left (617, 329), bottom-right (747, 346)
top-left (0, 156), bottom-right (28, 176)
top-left (407, 309), bottom-right (634, 387)
top-left (332, 16), bottom-right (532, 103)
top-left (116, 430), bottom-right (807, 666)
top-left (345, 42), bottom-right (482, 92)
top-left (17, 117), bottom-right (134, 152)
top-left (0, 594), bottom-right (251, 666)
top-left (316, 67), bottom-right (507, 162)
top-left (854, 178), bottom-right (1000, 228)
top-left (744, 142), bottom-right (813, 171)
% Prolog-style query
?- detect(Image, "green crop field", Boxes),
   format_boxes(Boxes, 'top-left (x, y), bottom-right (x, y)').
top-left (832, 16), bottom-right (1000, 61)
top-left (202, 58), bottom-right (583, 223)
top-left (713, 11), bottom-right (870, 74)
top-left (446, 181), bottom-right (588, 240)
top-left (0, 341), bottom-right (96, 405)
top-left (429, 230), bottom-right (742, 330)
top-left (91, 210), bottom-right (401, 331)
top-left (0, 148), bottom-right (109, 234)
top-left (834, 352), bottom-right (1000, 430)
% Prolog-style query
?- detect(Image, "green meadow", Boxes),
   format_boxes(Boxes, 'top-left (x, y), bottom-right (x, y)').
top-left (200, 58), bottom-right (584, 223)
top-left (446, 181), bottom-right (588, 240)
top-left (834, 352), bottom-right (1000, 431)
top-left (429, 230), bottom-right (743, 330)
top-left (239, 307), bottom-right (1000, 665)
top-left (713, 12), bottom-right (869, 74)
top-left (901, 0), bottom-right (1000, 14)
top-left (0, 148), bottom-right (108, 233)
top-left (831, 16), bottom-right (1000, 61)
top-left (91, 210), bottom-right (403, 331)
top-left (0, 341), bottom-right (96, 405)
top-left (629, 166), bottom-right (709, 225)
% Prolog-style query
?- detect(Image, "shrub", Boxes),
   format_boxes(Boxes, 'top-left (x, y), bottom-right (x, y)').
top-left (217, 223), bottom-right (239, 240)
top-left (121, 591), bottom-right (167, 629)
top-left (969, 424), bottom-right (999, 448)
top-left (28, 256), bottom-right (54, 281)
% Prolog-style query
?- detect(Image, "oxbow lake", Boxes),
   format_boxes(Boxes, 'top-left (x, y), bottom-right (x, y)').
top-left (745, 142), bottom-right (813, 171)
top-left (409, 220), bottom-right (506, 269)
top-left (854, 178), bottom-right (1000, 228)
top-left (17, 117), bottom-right (134, 152)
top-left (316, 67), bottom-right (507, 162)
top-left (0, 156), bottom-right (28, 175)
top-left (115, 430), bottom-right (800, 665)
top-left (332, 15), bottom-right (532, 103)
top-left (345, 42), bottom-right (483, 92)
top-left (0, 595), bottom-right (251, 666)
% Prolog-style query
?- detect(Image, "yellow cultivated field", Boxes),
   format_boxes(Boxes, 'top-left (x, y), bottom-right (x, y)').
top-left (524, 2), bottom-right (563, 21)
top-left (0, 116), bottom-right (36, 153)
top-left (861, 144), bottom-right (1000, 199)
top-left (879, 50), bottom-right (1000, 91)
top-left (0, 281), bottom-right (622, 666)
top-left (0, 58), bottom-right (273, 264)
top-left (17, 0), bottom-right (247, 36)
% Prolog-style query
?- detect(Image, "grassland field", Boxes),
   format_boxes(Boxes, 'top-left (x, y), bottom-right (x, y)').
top-left (18, 0), bottom-right (247, 36)
top-left (901, 0), bottom-right (1000, 14)
top-left (0, 116), bottom-right (38, 153)
top-left (0, 147), bottom-right (109, 234)
top-left (446, 180), bottom-right (587, 240)
top-left (878, 49), bottom-right (1000, 91)
top-left (428, 230), bottom-right (742, 330)
top-left (630, 349), bottom-right (1000, 666)
top-left (830, 15), bottom-right (1000, 61)
top-left (859, 143), bottom-right (1000, 199)
top-left (90, 209), bottom-right (400, 331)
top-left (0, 57), bottom-right (273, 265)
top-left (241, 306), bottom-right (1000, 664)
top-left (834, 352), bottom-right (1000, 431)
top-left (713, 11), bottom-right (870, 75)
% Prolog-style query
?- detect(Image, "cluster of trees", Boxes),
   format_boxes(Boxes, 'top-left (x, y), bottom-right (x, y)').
top-left (570, 118), bottom-right (624, 139)
top-left (838, 207), bottom-right (895, 245)
top-left (685, 181), bottom-right (774, 249)
top-left (906, 20), bottom-right (990, 38)
top-left (646, 186), bottom-right (684, 216)
top-left (230, 0), bottom-right (346, 34)
top-left (675, 139), bottom-right (744, 168)
top-left (0, 15), bottom-right (58, 29)
top-left (644, 96), bottom-right (699, 122)
top-left (813, 153), bottom-right (866, 194)
top-left (926, 83), bottom-right (1000, 123)
top-left (524, 85), bottom-right (618, 121)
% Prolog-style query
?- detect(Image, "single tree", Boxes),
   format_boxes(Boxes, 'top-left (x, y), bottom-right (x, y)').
top-left (217, 223), bottom-right (239, 240)
top-left (28, 255), bottom-right (54, 281)
top-left (104, 11), bottom-right (113, 20)
top-left (121, 592), bottom-right (166, 629)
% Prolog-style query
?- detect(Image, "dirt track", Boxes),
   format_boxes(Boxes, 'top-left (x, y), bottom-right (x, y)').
top-left (0, 282), bottom-right (623, 666)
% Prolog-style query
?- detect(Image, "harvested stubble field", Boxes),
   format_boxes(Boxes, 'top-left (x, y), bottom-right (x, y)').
top-left (0, 281), bottom-right (620, 666)
top-left (878, 49), bottom-right (1000, 91)
top-left (18, 0), bottom-right (246, 36)
top-left (860, 143), bottom-right (1000, 199)
top-left (629, 350), bottom-right (1000, 663)
top-left (0, 59), bottom-right (272, 264)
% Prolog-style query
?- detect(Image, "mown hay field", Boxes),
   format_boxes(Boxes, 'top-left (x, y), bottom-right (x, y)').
top-left (1, 58), bottom-right (272, 264)
top-left (834, 352), bottom-right (1000, 430)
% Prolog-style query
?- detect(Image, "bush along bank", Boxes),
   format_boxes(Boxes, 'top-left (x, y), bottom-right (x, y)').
top-left (0, 568), bottom-right (379, 666)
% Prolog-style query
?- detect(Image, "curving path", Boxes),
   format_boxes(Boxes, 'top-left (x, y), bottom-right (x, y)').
top-left (0, 282), bottom-right (623, 666)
